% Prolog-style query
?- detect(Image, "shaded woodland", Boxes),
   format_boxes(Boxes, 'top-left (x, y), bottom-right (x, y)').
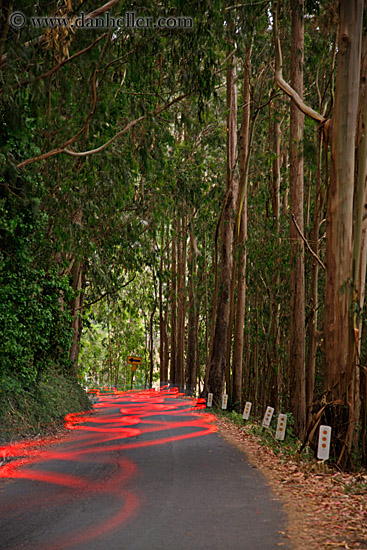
top-left (1, 0), bottom-right (367, 468)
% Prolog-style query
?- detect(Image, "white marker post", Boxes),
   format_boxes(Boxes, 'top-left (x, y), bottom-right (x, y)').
top-left (275, 413), bottom-right (287, 440)
top-left (262, 406), bottom-right (274, 428)
top-left (207, 393), bottom-right (213, 408)
top-left (317, 425), bottom-right (332, 460)
top-left (222, 394), bottom-right (228, 410)
top-left (243, 402), bottom-right (252, 420)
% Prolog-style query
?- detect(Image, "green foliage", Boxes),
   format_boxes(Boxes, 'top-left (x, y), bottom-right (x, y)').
top-left (0, 60), bottom-right (76, 417)
top-left (0, 195), bottom-right (74, 387)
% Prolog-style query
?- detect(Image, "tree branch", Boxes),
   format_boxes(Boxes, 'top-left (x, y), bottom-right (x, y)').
top-left (61, 92), bottom-right (188, 157)
top-left (291, 213), bottom-right (326, 271)
top-left (82, 274), bottom-right (137, 310)
top-left (272, 1), bottom-right (326, 124)
top-left (17, 92), bottom-right (188, 167)
top-left (62, 116), bottom-right (146, 158)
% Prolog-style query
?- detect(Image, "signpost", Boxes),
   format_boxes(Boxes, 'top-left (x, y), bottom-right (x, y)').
top-left (128, 356), bottom-right (142, 389)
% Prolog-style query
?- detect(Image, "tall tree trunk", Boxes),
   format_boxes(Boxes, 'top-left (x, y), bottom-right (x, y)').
top-left (149, 272), bottom-right (158, 389)
top-left (203, 214), bottom-right (220, 393)
top-left (159, 226), bottom-right (169, 386)
top-left (232, 45), bottom-right (252, 411)
top-left (203, 232), bottom-right (209, 374)
top-left (353, 33), bottom-right (367, 463)
top-left (163, 281), bottom-right (170, 385)
top-left (225, 257), bottom-right (236, 400)
top-left (272, 104), bottom-right (281, 225)
top-left (289, 0), bottom-right (306, 439)
top-left (176, 214), bottom-right (187, 391)
top-left (69, 261), bottom-right (84, 376)
top-left (207, 54), bottom-right (239, 404)
top-left (306, 130), bottom-right (325, 425)
top-left (186, 217), bottom-right (198, 395)
top-left (324, 0), bottom-right (363, 466)
top-left (170, 220), bottom-right (178, 385)
top-left (107, 295), bottom-right (113, 385)
top-left (270, 99), bottom-right (282, 409)
top-left (159, 255), bottom-right (165, 385)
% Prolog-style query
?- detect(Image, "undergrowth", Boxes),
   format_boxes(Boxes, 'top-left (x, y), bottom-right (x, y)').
top-left (0, 372), bottom-right (91, 442)
top-left (215, 408), bottom-right (313, 462)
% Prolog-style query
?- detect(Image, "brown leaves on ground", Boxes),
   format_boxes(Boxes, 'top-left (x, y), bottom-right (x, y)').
top-left (215, 416), bottom-right (367, 550)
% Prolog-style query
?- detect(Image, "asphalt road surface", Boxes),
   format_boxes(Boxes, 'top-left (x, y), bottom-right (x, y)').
top-left (0, 389), bottom-right (290, 550)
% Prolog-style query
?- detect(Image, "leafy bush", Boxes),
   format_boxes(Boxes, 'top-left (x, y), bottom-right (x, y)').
top-left (0, 196), bottom-right (74, 388)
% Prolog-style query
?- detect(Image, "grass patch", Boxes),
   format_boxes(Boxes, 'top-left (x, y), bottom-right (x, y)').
top-left (0, 373), bottom-right (91, 442)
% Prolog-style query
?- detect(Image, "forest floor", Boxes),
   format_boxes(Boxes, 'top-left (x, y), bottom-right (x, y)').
top-left (216, 416), bottom-right (367, 550)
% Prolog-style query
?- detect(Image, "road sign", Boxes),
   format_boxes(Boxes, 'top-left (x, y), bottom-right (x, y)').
top-left (207, 393), bottom-right (213, 407)
top-left (127, 356), bottom-right (142, 366)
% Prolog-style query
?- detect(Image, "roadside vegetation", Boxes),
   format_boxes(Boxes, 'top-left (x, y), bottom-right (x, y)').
top-left (0, 374), bottom-right (91, 442)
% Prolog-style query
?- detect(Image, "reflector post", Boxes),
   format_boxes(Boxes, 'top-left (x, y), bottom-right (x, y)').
top-left (262, 406), bottom-right (274, 428)
top-left (317, 425), bottom-right (331, 460)
top-left (221, 394), bottom-right (228, 410)
top-left (243, 402), bottom-right (252, 420)
top-left (275, 413), bottom-right (287, 440)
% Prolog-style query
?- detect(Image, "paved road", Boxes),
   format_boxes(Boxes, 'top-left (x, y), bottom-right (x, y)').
top-left (0, 389), bottom-right (290, 550)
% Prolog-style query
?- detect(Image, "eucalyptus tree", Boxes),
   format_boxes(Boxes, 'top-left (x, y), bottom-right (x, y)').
top-left (206, 49), bottom-right (239, 405)
top-left (231, 42), bottom-right (252, 411)
top-left (324, 1), bottom-right (364, 466)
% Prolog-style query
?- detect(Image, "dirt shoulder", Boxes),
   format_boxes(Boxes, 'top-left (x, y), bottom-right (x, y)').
top-left (215, 416), bottom-right (367, 550)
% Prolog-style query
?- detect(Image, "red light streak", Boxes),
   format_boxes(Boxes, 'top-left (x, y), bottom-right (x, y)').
top-left (0, 388), bottom-right (217, 549)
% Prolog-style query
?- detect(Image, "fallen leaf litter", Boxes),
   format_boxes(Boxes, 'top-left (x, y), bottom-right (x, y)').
top-left (216, 416), bottom-right (367, 550)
